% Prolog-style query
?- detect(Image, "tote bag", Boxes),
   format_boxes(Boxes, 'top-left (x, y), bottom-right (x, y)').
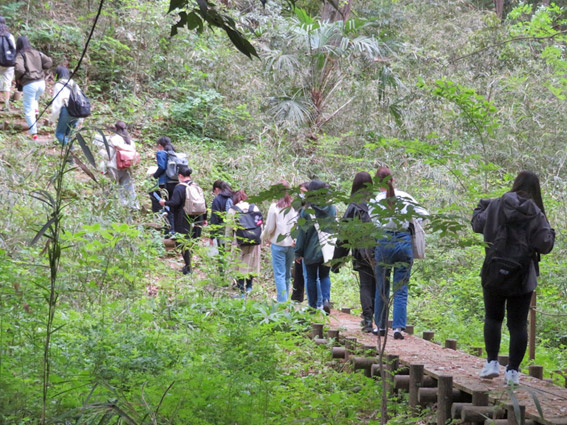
top-left (312, 215), bottom-right (337, 264)
top-left (411, 218), bottom-right (426, 259)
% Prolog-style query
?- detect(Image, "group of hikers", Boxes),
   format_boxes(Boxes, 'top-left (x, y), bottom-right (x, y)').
top-left (146, 138), bottom-right (555, 386)
top-left (1, 18), bottom-right (555, 388)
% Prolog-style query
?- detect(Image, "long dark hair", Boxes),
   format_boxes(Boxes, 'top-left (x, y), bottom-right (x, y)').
top-left (351, 171), bottom-right (373, 197)
top-left (16, 35), bottom-right (32, 53)
top-left (157, 136), bottom-right (174, 152)
top-left (55, 65), bottom-right (70, 80)
top-left (375, 167), bottom-right (395, 198)
top-left (114, 121), bottom-right (131, 145)
top-left (275, 180), bottom-right (292, 209)
top-left (510, 171), bottom-right (545, 215)
top-left (0, 17), bottom-right (9, 37)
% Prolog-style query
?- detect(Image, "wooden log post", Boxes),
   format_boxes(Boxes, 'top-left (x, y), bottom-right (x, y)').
top-left (405, 325), bottom-right (414, 335)
top-left (341, 307), bottom-right (351, 314)
top-left (418, 387), bottom-right (463, 404)
top-left (423, 331), bottom-right (435, 341)
top-left (387, 319), bottom-right (393, 328)
top-left (344, 337), bottom-right (358, 360)
top-left (461, 405), bottom-right (505, 422)
top-left (326, 329), bottom-right (339, 339)
top-left (311, 323), bottom-right (324, 339)
top-left (485, 420), bottom-right (535, 425)
top-left (314, 338), bottom-right (328, 345)
top-left (506, 404), bottom-right (525, 425)
top-left (528, 365), bottom-right (544, 380)
top-left (437, 375), bottom-right (453, 425)
top-left (331, 347), bottom-right (346, 359)
top-left (445, 339), bottom-right (457, 350)
top-left (472, 390), bottom-right (489, 406)
top-left (351, 356), bottom-right (378, 377)
top-left (383, 354), bottom-right (399, 395)
top-left (409, 364), bottom-right (424, 413)
top-left (471, 346), bottom-right (483, 356)
top-left (498, 355), bottom-right (509, 366)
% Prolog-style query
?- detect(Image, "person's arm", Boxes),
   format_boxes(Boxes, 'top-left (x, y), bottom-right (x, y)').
top-left (471, 198), bottom-right (492, 234)
top-left (49, 82), bottom-right (64, 123)
top-left (164, 184), bottom-right (184, 209)
top-left (153, 151), bottom-right (167, 179)
top-left (261, 204), bottom-right (277, 243)
top-left (40, 52), bottom-right (53, 70)
top-left (531, 213), bottom-right (555, 255)
top-left (14, 53), bottom-right (25, 81)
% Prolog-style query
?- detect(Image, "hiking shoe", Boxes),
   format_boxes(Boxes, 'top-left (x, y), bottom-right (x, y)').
top-left (393, 328), bottom-right (404, 340)
top-left (372, 328), bottom-right (386, 336)
top-left (32, 134), bottom-right (38, 140)
top-left (505, 369), bottom-right (520, 386)
top-left (480, 360), bottom-right (500, 379)
top-left (323, 300), bottom-right (331, 315)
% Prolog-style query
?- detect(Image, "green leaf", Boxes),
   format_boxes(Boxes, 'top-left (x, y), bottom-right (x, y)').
top-left (186, 11), bottom-right (203, 32)
top-left (168, 0), bottom-right (186, 13)
top-left (75, 132), bottom-right (96, 167)
top-left (171, 11), bottom-right (188, 36)
top-left (224, 26), bottom-right (258, 59)
top-left (30, 216), bottom-right (57, 246)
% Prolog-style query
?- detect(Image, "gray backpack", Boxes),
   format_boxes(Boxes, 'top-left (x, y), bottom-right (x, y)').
top-left (165, 151), bottom-right (188, 180)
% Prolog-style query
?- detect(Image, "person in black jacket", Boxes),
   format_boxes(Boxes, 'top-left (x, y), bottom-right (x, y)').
top-left (333, 172), bottom-right (377, 332)
top-left (472, 171), bottom-right (554, 385)
top-left (160, 166), bottom-right (207, 275)
top-left (209, 180), bottom-right (234, 274)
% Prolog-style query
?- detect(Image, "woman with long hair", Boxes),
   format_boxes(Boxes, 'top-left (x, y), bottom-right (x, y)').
top-left (294, 179), bottom-right (337, 313)
top-left (14, 35), bottom-right (52, 139)
top-left (262, 180), bottom-right (297, 302)
top-left (50, 65), bottom-right (81, 145)
top-left (0, 17), bottom-right (16, 111)
top-left (333, 171), bottom-right (377, 332)
top-left (372, 167), bottom-right (428, 339)
top-left (472, 171), bottom-right (554, 385)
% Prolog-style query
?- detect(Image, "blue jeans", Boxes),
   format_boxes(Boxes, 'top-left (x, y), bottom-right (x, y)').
top-left (374, 232), bottom-right (413, 330)
top-left (303, 261), bottom-right (322, 307)
top-left (271, 244), bottom-right (295, 302)
top-left (55, 106), bottom-right (78, 145)
top-left (305, 263), bottom-right (330, 309)
top-left (23, 80), bottom-right (45, 135)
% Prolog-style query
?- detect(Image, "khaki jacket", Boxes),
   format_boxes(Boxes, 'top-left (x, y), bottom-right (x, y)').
top-left (15, 49), bottom-right (52, 86)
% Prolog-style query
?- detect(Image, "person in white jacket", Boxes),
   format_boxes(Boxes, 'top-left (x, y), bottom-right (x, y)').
top-left (50, 65), bottom-right (80, 145)
top-left (371, 167), bottom-right (429, 340)
top-left (261, 180), bottom-right (297, 302)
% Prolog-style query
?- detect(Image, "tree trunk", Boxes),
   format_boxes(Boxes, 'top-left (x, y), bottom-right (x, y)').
top-left (494, 0), bottom-right (505, 20)
top-left (321, 0), bottom-right (353, 23)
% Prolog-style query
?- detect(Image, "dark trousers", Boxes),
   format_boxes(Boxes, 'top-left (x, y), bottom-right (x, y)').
top-left (237, 277), bottom-right (253, 292)
top-left (484, 290), bottom-right (533, 371)
top-left (151, 183), bottom-right (177, 233)
top-left (358, 265), bottom-right (376, 324)
top-left (176, 223), bottom-right (203, 272)
top-left (291, 260), bottom-right (305, 302)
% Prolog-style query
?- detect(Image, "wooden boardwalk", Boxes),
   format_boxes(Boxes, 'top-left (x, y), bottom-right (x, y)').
top-left (323, 310), bottom-right (567, 425)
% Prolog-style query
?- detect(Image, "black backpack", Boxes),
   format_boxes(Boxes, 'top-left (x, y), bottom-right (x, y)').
top-left (67, 81), bottom-right (91, 118)
top-left (0, 35), bottom-right (16, 67)
top-left (481, 200), bottom-right (534, 295)
top-left (233, 204), bottom-right (263, 246)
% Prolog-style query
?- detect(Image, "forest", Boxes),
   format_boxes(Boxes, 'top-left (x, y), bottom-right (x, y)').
top-left (1, 0), bottom-right (567, 423)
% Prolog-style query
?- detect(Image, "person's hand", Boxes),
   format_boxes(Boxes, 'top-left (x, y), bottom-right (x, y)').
top-left (159, 199), bottom-right (166, 206)
top-left (295, 257), bottom-right (303, 263)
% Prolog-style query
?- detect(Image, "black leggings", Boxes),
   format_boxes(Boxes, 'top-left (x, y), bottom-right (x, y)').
top-left (358, 265), bottom-right (376, 324)
top-left (483, 290), bottom-right (533, 371)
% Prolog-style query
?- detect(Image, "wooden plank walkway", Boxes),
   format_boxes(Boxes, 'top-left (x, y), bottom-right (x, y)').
top-left (327, 310), bottom-right (567, 425)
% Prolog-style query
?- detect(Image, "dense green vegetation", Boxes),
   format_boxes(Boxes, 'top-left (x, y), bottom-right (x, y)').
top-left (1, 0), bottom-right (567, 422)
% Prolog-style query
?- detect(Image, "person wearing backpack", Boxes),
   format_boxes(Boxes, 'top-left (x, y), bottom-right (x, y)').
top-left (209, 180), bottom-right (234, 273)
top-left (97, 121), bottom-right (140, 209)
top-left (160, 166), bottom-right (207, 275)
top-left (294, 179), bottom-right (337, 313)
top-left (151, 136), bottom-right (178, 234)
top-left (49, 66), bottom-right (81, 145)
top-left (371, 167), bottom-right (428, 340)
top-left (472, 171), bottom-right (554, 386)
top-left (332, 172), bottom-right (378, 332)
top-left (261, 180), bottom-right (297, 303)
top-left (226, 190), bottom-right (263, 296)
top-left (0, 17), bottom-right (16, 112)
top-left (14, 36), bottom-right (52, 139)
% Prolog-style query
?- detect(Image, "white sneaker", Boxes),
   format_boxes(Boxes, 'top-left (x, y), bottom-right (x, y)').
top-left (505, 369), bottom-right (520, 385)
top-left (480, 360), bottom-right (500, 379)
